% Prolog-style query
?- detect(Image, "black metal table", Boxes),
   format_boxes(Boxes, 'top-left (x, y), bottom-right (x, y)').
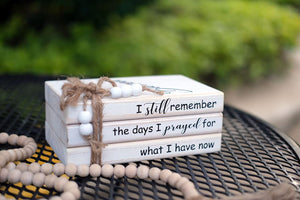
top-left (0, 75), bottom-right (299, 199)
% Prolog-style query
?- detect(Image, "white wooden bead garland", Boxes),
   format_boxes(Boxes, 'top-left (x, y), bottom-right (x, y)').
top-left (0, 132), bottom-right (200, 200)
top-left (1, 132), bottom-right (294, 200)
top-left (110, 83), bottom-right (143, 99)
top-left (78, 110), bottom-right (93, 136)
top-left (78, 82), bottom-right (147, 137)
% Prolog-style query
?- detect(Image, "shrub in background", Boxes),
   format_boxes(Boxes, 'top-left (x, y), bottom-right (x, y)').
top-left (267, 0), bottom-right (300, 9)
top-left (0, 0), bottom-right (154, 34)
top-left (0, 0), bottom-right (300, 88)
top-left (95, 0), bottom-right (300, 86)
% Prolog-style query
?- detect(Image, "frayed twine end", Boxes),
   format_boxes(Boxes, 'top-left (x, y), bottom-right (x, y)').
top-left (187, 183), bottom-right (297, 200)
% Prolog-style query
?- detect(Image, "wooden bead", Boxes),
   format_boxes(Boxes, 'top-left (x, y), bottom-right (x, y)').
top-left (14, 148), bottom-right (26, 160)
top-left (65, 163), bottom-right (77, 177)
top-left (16, 162), bottom-right (28, 172)
top-left (53, 163), bottom-right (65, 176)
top-left (20, 171), bottom-right (33, 185)
top-left (17, 135), bottom-right (28, 146)
top-left (175, 177), bottom-right (190, 190)
top-left (24, 147), bottom-right (35, 158)
top-left (131, 84), bottom-right (143, 96)
top-left (110, 87), bottom-right (122, 99)
top-left (54, 177), bottom-right (69, 192)
top-left (63, 181), bottom-right (78, 192)
top-left (0, 168), bottom-right (9, 183)
top-left (27, 143), bottom-right (37, 151)
top-left (77, 164), bottom-right (89, 177)
top-left (45, 174), bottom-right (58, 188)
top-left (49, 196), bottom-right (62, 200)
top-left (181, 182), bottom-right (197, 199)
top-left (27, 142), bottom-right (37, 151)
top-left (183, 189), bottom-right (199, 200)
top-left (41, 163), bottom-right (53, 175)
top-left (61, 191), bottom-right (76, 200)
top-left (149, 167), bottom-right (161, 180)
top-left (0, 151), bottom-right (6, 157)
top-left (28, 162), bottom-right (40, 173)
top-left (159, 169), bottom-right (172, 182)
top-left (0, 132), bottom-right (8, 144)
top-left (89, 164), bottom-right (101, 177)
top-left (21, 148), bottom-right (29, 160)
top-left (5, 162), bottom-right (16, 171)
top-left (0, 150), bottom-right (8, 158)
top-left (114, 165), bottom-right (125, 178)
top-left (167, 173), bottom-right (181, 187)
top-left (33, 172), bottom-right (45, 187)
top-left (121, 85), bottom-right (133, 98)
top-left (0, 155), bottom-right (7, 168)
top-left (24, 137), bottom-right (35, 145)
top-left (78, 111), bottom-right (92, 124)
top-left (79, 123), bottom-right (93, 136)
top-left (137, 165), bottom-right (149, 179)
top-left (7, 134), bottom-right (18, 145)
top-left (125, 164), bottom-right (137, 178)
top-left (69, 188), bottom-right (81, 199)
top-left (23, 146), bottom-right (34, 158)
top-left (102, 164), bottom-right (114, 178)
top-left (7, 150), bottom-right (17, 162)
top-left (8, 169), bottom-right (21, 184)
top-left (0, 194), bottom-right (7, 200)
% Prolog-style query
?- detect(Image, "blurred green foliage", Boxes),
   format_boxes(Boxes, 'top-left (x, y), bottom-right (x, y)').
top-left (0, 0), bottom-right (300, 87)
top-left (269, 0), bottom-right (300, 8)
top-left (0, 0), bottom-right (154, 33)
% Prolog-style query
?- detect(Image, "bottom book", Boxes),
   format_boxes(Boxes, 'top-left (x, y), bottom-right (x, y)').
top-left (46, 122), bottom-right (222, 165)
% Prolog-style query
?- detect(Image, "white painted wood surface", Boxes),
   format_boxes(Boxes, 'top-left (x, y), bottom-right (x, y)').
top-left (46, 103), bottom-right (223, 147)
top-left (46, 122), bottom-right (222, 165)
top-left (45, 75), bottom-right (224, 124)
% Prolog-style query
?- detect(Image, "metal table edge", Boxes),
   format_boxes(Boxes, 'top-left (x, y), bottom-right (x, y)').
top-left (225, 105), bottom-right (300, 160)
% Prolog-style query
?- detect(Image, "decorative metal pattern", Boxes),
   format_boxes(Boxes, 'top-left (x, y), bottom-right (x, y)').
top-left (0, 75), bottom-right (299, 199)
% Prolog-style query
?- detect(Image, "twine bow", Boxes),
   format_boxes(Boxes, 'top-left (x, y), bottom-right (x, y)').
top-left (60, 77), bottom-right (117, 164)
top-left (60, 76), bottom-right (164, 164)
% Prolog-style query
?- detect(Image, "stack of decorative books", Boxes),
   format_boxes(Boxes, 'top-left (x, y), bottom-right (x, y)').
top-left (45, 75), bottom-right (224, 165)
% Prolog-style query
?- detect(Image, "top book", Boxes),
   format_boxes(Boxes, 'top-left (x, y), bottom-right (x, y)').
top-left (45, 75), bottom-right (224, 124)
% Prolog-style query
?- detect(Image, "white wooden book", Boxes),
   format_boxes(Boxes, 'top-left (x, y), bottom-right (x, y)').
top-left (46, 103), bottom-right (223, 147)
top-left (45, 75), bottom-right (224, 124)
top-left (46, 122), bottom-right (222, 165)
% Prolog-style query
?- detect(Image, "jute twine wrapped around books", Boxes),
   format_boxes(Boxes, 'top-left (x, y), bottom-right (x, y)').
top-left (59, 77), bottom-right (163, 164)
